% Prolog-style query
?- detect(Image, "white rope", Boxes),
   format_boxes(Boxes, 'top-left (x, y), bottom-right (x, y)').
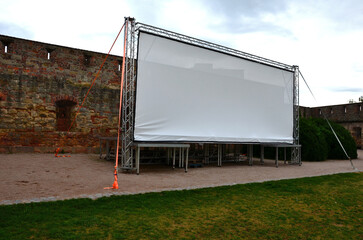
top-left (299, 70), bottom-right (357, 170)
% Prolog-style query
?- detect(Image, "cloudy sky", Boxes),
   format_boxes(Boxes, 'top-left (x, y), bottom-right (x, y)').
top-left (0, 0), bottom-right (362, 107)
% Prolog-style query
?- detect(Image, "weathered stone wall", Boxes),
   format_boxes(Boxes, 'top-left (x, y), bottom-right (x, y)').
top-left (300, 103), bottom-right (363, 148)
top-left (0, 34), bottom-right (122, 153)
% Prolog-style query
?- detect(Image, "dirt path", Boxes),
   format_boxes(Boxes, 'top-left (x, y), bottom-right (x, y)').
top-left (0, 150), bottom-right (362, 205)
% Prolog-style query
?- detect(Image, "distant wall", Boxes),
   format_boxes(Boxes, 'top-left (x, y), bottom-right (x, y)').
top-left (300, 103), bottom-right (363, 148)
top-left (0, 34), bottom-right (122, 153)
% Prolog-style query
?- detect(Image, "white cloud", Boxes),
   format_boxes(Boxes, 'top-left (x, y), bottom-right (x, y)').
top-left (0, 0), bottom-right (362, 106)
top-left (0, 0), bottom-right (130, 54)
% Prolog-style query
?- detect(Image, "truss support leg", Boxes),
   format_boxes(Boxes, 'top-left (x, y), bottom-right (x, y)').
top-left (136, 146), bottom-right (140, 175)
top-left (260, 145), bottom-right (264, 165)
top-left (173, 148), bottom-right (176, 169)
top-left (185, 147), bottom-right (189, 173)
top-left (182, 148), bottom-right (185, 168)
top-left (284, 147), bottom-right (287, 164)
top-left (217, 144), bottom-right (222, 167)
top-left (248, 145), bottom-right (253, 166)
top-left (204, 144), bottom-right (209, 164)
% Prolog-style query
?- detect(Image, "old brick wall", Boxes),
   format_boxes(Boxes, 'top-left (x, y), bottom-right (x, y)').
top-left (300, 103), bottom-right (363, 148)
top-left (0, 34), bottom-right (122, 153)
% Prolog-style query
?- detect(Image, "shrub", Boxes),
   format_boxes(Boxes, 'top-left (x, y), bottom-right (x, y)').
top-left (311, 118), bottom-right (357, 159)
top-left (300, 118), bottom-right (328, 161)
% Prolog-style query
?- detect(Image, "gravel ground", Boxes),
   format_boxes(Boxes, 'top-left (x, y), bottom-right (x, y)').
top-left (0, 150), bottom-right (362, 205)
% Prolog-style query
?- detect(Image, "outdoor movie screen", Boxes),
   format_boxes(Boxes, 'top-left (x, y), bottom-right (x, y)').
top-left (134, 31), bottom-right (294, 143)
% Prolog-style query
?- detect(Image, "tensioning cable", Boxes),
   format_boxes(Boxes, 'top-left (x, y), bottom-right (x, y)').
top-left (104, 20), bottom-right (129, 190)
top-left (299, 70), bottom-right (357, 170)
top-left (55, 22), bottom-right (126, 157)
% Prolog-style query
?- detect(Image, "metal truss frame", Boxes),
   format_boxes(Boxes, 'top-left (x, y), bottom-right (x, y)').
top-left (120, 17), bottom-right (137, 171)
top-left (291, 66), bottom-right (301, 165)
top-left (136, 23), bottom-right (294, 72)
top-left (120, 19), bottom-right (300, 170)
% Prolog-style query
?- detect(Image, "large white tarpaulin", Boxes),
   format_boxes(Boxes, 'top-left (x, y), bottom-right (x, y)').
top-left (134, 32), bottom-right (294, 143)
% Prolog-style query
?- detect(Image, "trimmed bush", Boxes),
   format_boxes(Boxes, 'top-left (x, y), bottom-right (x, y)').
top-left (300, 118), bottom-right (328, 161)
top-left (311, 118), bottom-right (357, 159)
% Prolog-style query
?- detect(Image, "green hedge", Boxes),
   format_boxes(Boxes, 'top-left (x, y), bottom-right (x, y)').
top-left (300, 118), bottom-right (328, 161)
top-left (311, 118), bottom-right (357, 159)
top-left (300, 118), bottom-right (357, 161)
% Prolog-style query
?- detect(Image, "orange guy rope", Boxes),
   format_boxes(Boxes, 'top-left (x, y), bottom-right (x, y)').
top-left (55, 22), bottom-right (126, 157)
top-left (104, 20), bottom-right (129, 190)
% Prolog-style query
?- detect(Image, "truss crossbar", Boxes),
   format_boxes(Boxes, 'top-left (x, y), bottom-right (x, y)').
top-left (136, 22), bottom-right (294, 72)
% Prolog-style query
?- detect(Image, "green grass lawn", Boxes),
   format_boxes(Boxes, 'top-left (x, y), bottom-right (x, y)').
top-left (0, 172), bottom-right (362, 240)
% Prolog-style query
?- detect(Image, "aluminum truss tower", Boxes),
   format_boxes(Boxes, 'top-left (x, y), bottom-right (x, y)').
top-left (291, 65), bottom-right (301, 165)
top-left (120, 17), bottom-right (137, 171)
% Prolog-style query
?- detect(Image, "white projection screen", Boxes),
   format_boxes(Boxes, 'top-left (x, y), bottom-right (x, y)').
top-left (134, 32), bottom-right (294, 143)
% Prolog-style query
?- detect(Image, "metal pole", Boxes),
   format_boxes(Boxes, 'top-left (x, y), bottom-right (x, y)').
top-left (284, 147), bottom-right (287, 164)
top-left (179, 147), bottom-right (182, 168)
top-left (99, 138), bottom-right (102, 159)
top-left (248, 145), bottom-right (253, 166)
top-left (185, 147), bottom-right (189, 172)
top-left (173, 147), bottom-right (176, 169)
top-left (181, 147), bottom-right (184, 168)
top-left (167, 149), bottom-right (170, 165)
top-left (106, 139), bottom-right (110, 160)
top-left (136, 146), bottom-right (140, 175)
top-left (218, 144), bottom-right (222, 167)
